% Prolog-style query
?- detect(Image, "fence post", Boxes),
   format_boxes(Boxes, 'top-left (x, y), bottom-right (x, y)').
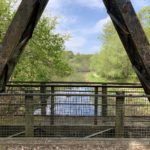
top-left (94, 86), bottom-right (98, 125)
top-left (51, 86), bottom-right (55, 125)
top-left (40, 83), bottom-right (47, 115)
top-left (102, 83), bottom-right (107, 117)
top-left (25, 90), bottom-right (34, 137)
top-left (115, 91), bottom-right (125, 138)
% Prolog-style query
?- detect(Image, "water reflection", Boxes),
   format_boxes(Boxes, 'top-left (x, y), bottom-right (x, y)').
top-left (34, 87), bottom-right (95, 116)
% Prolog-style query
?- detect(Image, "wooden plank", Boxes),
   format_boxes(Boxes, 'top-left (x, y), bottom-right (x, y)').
top-left (25, 90), bottom-right (34, 137)
top-left (94, 86), bottom-right (98, 125)
top-left (51, 86), bottom-right (55, 125)
top-left (0, 0), bottom-right (49, 91)
top-left (40, 83), bottom-right (47, 115)
top-left (103, 0), bottom-right (150, 95)
top-left (115, 91), bottom-right (125, 138)
top-left (84, 128), bottom-right (113, 139)
top-left (8, 127), bottom-right (38, 138)
top-left (102, 84), bottom-right (107, 117)
top-left (8, 130), bottom-right (25, 138)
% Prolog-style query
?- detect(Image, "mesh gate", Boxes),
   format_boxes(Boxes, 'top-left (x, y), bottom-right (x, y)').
top-left (0, 82), bottom-right (149, 138)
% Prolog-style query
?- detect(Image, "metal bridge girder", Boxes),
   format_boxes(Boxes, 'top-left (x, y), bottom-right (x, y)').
top-left (0, 0), bottom-right (49, 91)
top-left (1, 0), bottom-right (150, 95)
top-left (103, 0), bottom-right (150, 95)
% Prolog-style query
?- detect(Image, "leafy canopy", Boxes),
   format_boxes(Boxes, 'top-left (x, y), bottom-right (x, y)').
top-left (0, 0), bottom-right (72, 81)
top-left (90, 6), bottom-right (150, 82)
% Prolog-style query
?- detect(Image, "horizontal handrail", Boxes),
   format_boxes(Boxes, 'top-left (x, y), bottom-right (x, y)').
top-left (0, 93), bottom-right (149, 97)
top-left (6, 84), bottom-right (142, 88)
top-left (8, 81), bottom-right (141, 85)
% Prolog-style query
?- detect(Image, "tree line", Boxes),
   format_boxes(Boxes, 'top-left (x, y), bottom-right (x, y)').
top-left (90, 6), bottom-right (150, 82)
top-left (1, 0), bottom-right (150, 82)
top-left (0, 0), bottom-right (72, 81)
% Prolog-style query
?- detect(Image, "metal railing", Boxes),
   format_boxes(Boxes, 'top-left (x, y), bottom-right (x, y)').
top-left (0, 82), bottom-right (149, 138)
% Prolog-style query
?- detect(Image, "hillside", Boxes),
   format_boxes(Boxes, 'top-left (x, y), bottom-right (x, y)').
top-left (61, 51), bottom-right (93, 81)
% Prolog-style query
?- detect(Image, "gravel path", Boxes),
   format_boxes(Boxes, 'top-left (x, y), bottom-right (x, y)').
top-left (0, 138), bottom-right (150, 150)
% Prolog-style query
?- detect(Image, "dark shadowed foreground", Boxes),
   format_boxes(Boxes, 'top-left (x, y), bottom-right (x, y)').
top-left (0, 138), bottom-right (150, 150)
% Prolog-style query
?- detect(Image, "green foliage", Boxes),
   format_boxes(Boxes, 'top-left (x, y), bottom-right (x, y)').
top-left (0, 0), bottom-right (72, 81)
top-left (0, 0), bottom-right (12, 42)
top-left (12, 18), bottom-right (72, 81)
top-left (90, 22), bottom-right (137, 82)
top-left (138, 6), bottom-right (150, 27)
top-left (138, 7), bottom-right (150, 43)
top-left (90, 6), bottom-right (150, 82)
top-left (2, 1), bottom-right (150, 82)
top-left (62, 51), bottom-right (92, 81)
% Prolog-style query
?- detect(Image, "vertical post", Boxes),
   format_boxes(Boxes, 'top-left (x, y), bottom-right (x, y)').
top-left (25, 90), bottom-right (34, 137)
top-left (102, 83), bottom-right (107, 117)
top-left (40, 83), bottom-right (47, 115)
top-left (51, 86), bottom-right (55, 125)
top-left (115, 91), bottom-right (125, 138)
top-left (94, 86), bottom-right (98, 125)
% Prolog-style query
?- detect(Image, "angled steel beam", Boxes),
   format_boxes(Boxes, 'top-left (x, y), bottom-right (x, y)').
top-left (103, 0), bottom-right (150, 95)
top-left (0, 0), bottom-right (49, 91)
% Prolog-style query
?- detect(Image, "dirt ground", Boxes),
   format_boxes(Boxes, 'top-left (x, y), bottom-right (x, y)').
top-left (0, 138), bottom-right (150, 150)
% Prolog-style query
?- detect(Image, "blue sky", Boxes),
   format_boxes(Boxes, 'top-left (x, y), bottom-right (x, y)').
top-left (15, 0), bottom-right (150, 54)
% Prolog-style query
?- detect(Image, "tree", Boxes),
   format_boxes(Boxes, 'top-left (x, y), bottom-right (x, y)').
top-left (138, 6), bottom-right (150, 42)
top-left (138, 6), bottom-right (150, 27)
top-left (0, 0), bottom-right (12, 42)
top-left (0, 0), bottom-right (71, 81)
top-left (62, 51), bottom-right (93, 81)
top-left (12, 17), bottom-right (72, 81)
top-left (90, 6), bottom-right (150, 82)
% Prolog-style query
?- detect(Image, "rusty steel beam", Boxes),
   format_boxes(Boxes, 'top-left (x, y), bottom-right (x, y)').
top-left (103, 0), bottom-right (150, 95)
top-left (0, 0), bottom-right (49, 91)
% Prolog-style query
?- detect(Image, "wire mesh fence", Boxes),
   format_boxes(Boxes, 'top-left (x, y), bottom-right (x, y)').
top-left (0, 82), bottom-right (150, 138)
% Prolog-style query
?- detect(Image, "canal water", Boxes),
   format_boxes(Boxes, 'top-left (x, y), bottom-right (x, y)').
top-left (34, 87), bottom-right (95, 116)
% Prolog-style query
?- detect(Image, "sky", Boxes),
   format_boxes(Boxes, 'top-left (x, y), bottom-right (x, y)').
top-left (16, 0), bottom-right (150, 54)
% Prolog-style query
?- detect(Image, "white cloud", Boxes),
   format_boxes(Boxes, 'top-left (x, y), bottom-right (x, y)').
top-left (92, 16), bottom-right (111, 33)
top-left (47, 0), bottom-right (104, 13)
top-left (46, 0), bottom-right (63, 16)
top-left (65, 36), bottom-right (86, 52)
top-left (75, 0), bottom-right (104, 9)
top-left (53, 15), bottom-right (78, 35)
top-left (88, 45), bottom-right (100, 53)
top-left (46, 0), bottom-right (108, 53)
top-left (84, 16), bottom-right (111, 34)
top-left (13, 0), bottom-right (107, 54)
top-left (46, 0), bottom-right (78, 33)
top-left (131, 0), bottom-right (150, 9)
top-left (57, 15), bottom-right (77, 28)
top-left (12, 0), bottom-right (21, 10)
